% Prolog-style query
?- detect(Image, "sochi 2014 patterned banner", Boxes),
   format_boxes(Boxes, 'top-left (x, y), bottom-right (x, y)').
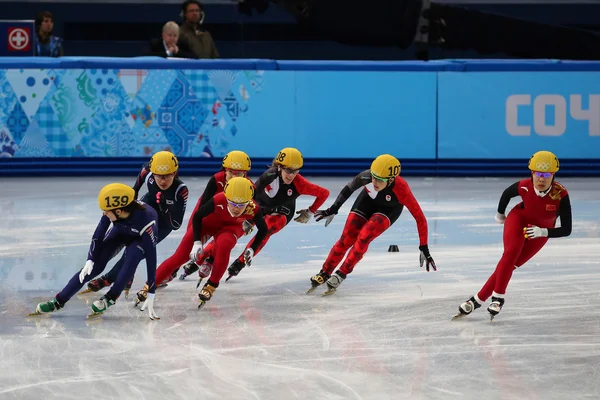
top-left (0, 66), bottom-right (437, 159)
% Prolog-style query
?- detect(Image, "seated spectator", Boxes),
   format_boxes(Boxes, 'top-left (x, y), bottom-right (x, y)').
top-left (179, 0), bottom-right (219, 59)
top-left (34, 11), bottom-right (63, 57)
top-left (148, 21), bottom-right (195, 58)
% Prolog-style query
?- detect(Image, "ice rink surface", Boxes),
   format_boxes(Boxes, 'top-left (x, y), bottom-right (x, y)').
top-left (1, 176), bottom-right (599, 400)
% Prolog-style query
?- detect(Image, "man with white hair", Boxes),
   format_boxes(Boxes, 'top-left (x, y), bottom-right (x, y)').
top-left (148, 21), bottom-right (194, 58)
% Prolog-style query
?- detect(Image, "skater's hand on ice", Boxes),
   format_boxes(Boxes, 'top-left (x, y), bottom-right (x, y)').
top-left (242, 220), bottom-right (254, 236)
top-left (79, 260), bottom-right (94, 283)
top-left (314, 208), bottom-right (337, 227)
top-left (294, 209), bottom-right (313, 224)
top-left (140, 293), bottom-right (160, 320)
top-left (524, 225), bottom-right (548, 239)
top-left (243, 248), bottom-right (254, 266)
top-left (190, 241), bottom-right (203, 262)
top-left (495, 213), bottom-right (506, 224)
top-left (419, 245), bottom-right (437, 272)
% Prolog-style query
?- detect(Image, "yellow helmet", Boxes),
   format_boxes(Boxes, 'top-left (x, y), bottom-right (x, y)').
top-left (370, 154), bottom-right (401, 180)
top-left (222, 150), bottom-right (251, 171)
top-left (528, 151), bottom-right (559, 173)
top-left (224, 177), bottom-right (254, 204)
top-left (98, 183), bottom-right (135, 211)
top-left (149, 151), bottom-right (179, 175)
top-left (275, 147), bottom-right (303, 170)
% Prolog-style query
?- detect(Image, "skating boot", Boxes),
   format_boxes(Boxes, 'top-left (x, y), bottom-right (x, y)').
top-left (179, 259), bottom-right (199, 280)
top-left (124, 279), bottom-right (133, 300)
top-left (196, 257), bottom-right (213, 289)
top-left (88, 296), bottom-right (115, 319)
top-left (78, 276), bottom-right (110, 294)
top-left (487, 296), bottom-right (505, 322)
top-left (306, 271), bottom-right (331, 294)
top-left (158, 270), bottom-right (178, 289)
top-left (198, 282), bottom-right (217, 309)
top-left (322, 271), bottom-right (346, 296)
top-left (225, 259), bottom-right (246, 282)
top-left (134, 284), bottom-right (149, 307)
top-left (30, 297), bottom-right (64, 316)
top-left (452, 296), bottom-right (482, 320)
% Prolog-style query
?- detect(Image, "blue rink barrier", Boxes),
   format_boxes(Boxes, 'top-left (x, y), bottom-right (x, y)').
top-left (0, 57), bottom-right (599, 177)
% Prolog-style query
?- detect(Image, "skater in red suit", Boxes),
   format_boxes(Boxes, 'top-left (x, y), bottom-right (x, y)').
top-left (188, 177), bottom-right (268, 308)
top-left (455, 150), bottom-right (572, 321)
top-left (308, 154), bottom-right (436, 296)
top-left (222, 147), bottom-right (330, 281)
top-left (134, 150), bottom-right (252, 304)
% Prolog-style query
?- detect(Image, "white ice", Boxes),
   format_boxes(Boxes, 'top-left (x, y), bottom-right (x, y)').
top-left (1, 176), bottom-right (600, 400)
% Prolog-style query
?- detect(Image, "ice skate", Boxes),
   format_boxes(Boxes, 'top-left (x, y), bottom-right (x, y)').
top-left (225, 259), bottom-right (246, 282)
top-left (196, 257), bottom-right (213, 289)
top-left (158, 270), bottom-right (178, 289)
top-left (179, 259), bottom-right (199, 280)
top-left (452, 296), bottom-right (482, 320)
top-left (487, 296), bottom-right (505, 322)
top-left (134, 284), bottom-right (149, 307)
top-left (87, 296), bottom-right (115, 319)
top-left (29, 298), bottom-right (63, 316)
top-left (322, 271), bottom-right (346, 296)
top-left (124, 279), bottom-right (133, 300)
top-left (78, 277), bottom-right (110, 295)
top-left (198, 282), bottom-right (216, 310)
top-left (306, 271), bottom-right (331, 294)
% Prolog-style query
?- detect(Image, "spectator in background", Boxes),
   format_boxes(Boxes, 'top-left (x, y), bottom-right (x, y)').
top-left (148, 21), bottom-right (195, 58)
top-left (34, 11), bottom-right (64, 57)
top-left (179, 0), bottom-right (219, 59)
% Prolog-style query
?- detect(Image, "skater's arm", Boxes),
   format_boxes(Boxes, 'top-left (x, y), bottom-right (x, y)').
top-left (132, 163), bottom-right (151, 199)
top-left (394, 179), bottom-right (428, 246)
top-left (249, 209), bottom-right (268, 253)
top-left (165, 184), bottom-right (189, 230)
top-left (192, 199), bottom-right (215, 241)
top-left (330, 170), bottom-right (372, 212)
top-left (87, 215), bottom-right (112, 261)
top-left (140, 221), bottom-right (158, 294)
top-left (198, 176), bottom-right (218, 207)
top-left (547, 195), bottom-right (572, 238)
top-left (497, 182), bottom-right (520, 214)
top-left (293, 175), bottom-right (330, 212)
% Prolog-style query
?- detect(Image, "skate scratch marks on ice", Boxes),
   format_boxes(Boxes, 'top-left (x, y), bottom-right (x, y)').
top-left (286, 289), bottom-right (330, 351)
top-left (192, 344), bottom-right (364, 400)
top-left (164, 323), bottom-right (182, 331)
top-left (192, 349), bottom-right (260, 400)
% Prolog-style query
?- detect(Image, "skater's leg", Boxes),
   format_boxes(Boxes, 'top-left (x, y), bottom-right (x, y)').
top-left (321, 212), bottom-right (367, 274)
top-left (338, 213), bottom-right (391, 276)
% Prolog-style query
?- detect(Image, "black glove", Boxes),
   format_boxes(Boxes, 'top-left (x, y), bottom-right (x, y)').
top-left (419, 245), bottom-right (437, 272)
top-left (156, 192), bottom-right (169, 214)
top-left (314, 207), bottom-right (337, 227)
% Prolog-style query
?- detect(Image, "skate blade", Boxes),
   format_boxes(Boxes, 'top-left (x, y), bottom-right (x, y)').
top-left (27, 311), bottom-right (43, 317)
top-left (179, 274), bottom-right (187, 281)
top-left (124, 291), bottom-right (130, 300)
top-left (196, 278), bottom-right (204, 289)
top-left (77, 288), bottom-right (94, 295)
top-left (225, 275), bottom-right (234, 282)
top-left (321, 288), bottom-right (336, 297)
top-left (198, 300), bottom-right (207, 310)
top-left (157, 283), bottom-right (168, 289)
top-left (451, 313), bottom-right (467, 321)
top-left (86, 311), bottom-right (104, 319)
top-left (306, 286), bottom-right (318, 294)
